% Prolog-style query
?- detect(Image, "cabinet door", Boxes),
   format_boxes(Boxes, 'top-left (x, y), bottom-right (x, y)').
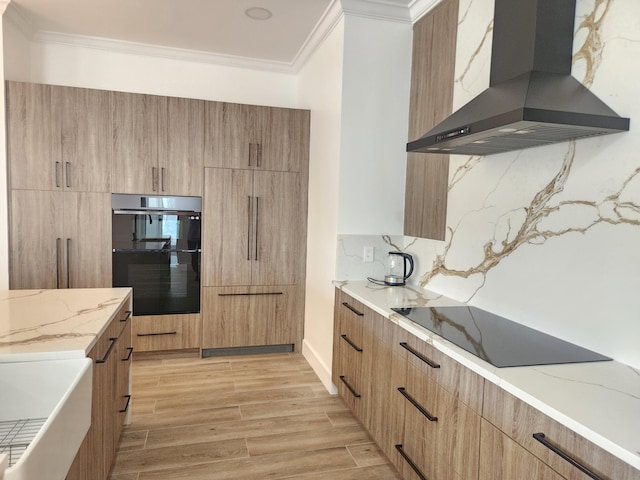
top-left (252, 170), bottom-right (301, 285)
top-left (159, 96), bottom-right (204, 195)
top-left (111, 91), bottom-right (159, 194)
top-left (64, 192), bottom-right (112, 288)
top-left (259, 106), bottom-right (308, 173)
top-left (202, 168), bottom-right (253, 286)
top-left (6, 81), bottom-right (61, 191)
top-left (202, 285), bottom-right (297, 348)
top-left (58, 85), bottom-right (111, 193)
top-left (205, 102), bottom-right (256, 169)
top-left (9, 189), bottom-right (64, 289)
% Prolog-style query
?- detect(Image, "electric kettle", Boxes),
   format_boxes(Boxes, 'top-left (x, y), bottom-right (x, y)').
top-left (384, 251), bottom-right (414, 286)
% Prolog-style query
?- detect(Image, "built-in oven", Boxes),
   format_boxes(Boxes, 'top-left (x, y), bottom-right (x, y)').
top-left (112, 194), bottom-right (201, 316)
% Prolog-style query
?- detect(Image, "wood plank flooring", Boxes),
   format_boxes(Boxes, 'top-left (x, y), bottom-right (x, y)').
top-left (108, 352), bottom-right (402, 480)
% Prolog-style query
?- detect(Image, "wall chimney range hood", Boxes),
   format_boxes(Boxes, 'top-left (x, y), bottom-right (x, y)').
top-left (407, 0), bottom-right (630, 156)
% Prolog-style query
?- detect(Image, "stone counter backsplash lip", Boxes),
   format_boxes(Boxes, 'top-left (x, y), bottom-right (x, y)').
top-left (334, 280), bottom-right (640, 471)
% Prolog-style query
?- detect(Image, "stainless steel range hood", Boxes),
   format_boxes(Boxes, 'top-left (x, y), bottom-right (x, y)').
top-left (407, 0), bottom-right (630, 156)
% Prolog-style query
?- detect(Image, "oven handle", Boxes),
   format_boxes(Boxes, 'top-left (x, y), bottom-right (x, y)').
top-left (112, 248), bottom-right (201, 253)
top-left (112, 209), bottom-right (201, 216)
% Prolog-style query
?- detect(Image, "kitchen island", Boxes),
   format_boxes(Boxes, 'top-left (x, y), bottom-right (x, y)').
top-left (335, 280), bottom-right (640, 476)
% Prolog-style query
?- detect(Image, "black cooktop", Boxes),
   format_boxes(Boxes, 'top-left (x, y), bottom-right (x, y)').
top-left (391, 306), bottom-right (611, 368)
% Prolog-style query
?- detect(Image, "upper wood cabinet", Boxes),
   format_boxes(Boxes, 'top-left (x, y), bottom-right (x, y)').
top-left (111, 92), bottom-right (204, 195)
top-left (204, 102), bottom-right (310, 172)
top-left (6, 81), bottom-right (111, 192)
top-left (202, 167), bottom-right (303, 287)
top-left (404, 0), bottom-right (458, 240)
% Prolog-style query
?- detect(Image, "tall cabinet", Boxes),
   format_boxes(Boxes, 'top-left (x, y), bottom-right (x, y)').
top-left (201, 101), bottom-right (310, 353)
top-left (6, 82), bottom-right (112, 289)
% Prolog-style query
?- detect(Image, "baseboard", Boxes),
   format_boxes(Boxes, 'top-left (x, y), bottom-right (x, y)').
top-left (302, 339), bottom-right (338, 394)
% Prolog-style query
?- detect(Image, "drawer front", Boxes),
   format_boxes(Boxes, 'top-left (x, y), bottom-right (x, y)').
top-left (132, 314), bottom-right (201, 352)
top-left (334, 338), bottom-right (365, 416)
top-left (398, 362), bottom-right (481, 480)
top-left (483, 382), bottom-right (639, 480)
top-left (334, 288), bottom-right (366, 352)
top-left (402, 332), bottom-right (484, 413)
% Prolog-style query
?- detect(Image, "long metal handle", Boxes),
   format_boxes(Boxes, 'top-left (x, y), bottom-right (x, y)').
top-left (66, 238), bottom-right (71, 288)
top-left (152, 167), bottom-right (158, 191)
top-left (395, 445), bottom-right (428, 480)
top-left (248, 143), bottom-right (253, 167)
top-left (340, 334), bottom-right (363, 352)
top-left (339, 375), bottom-right (361, 398)
top-left (342, 302), bottom-right (364, 317)
top-left (55, 237), bottom-right (61, 289)
top-left (136, 331), bottom-right (177, 337)
top-left (218, 292), bottom-right (283, 297)
top-left (256, 143), bottom-right (262, 167)
top-left (119, 395), bottom-right (132, 413)
top-left (65, 162), bottom-right (71, 188)
top-left (55, 161), bottom-right (61, 188)
top-left (161, 167), bottom-right (166, 192)
top-left (96, 337), bottom-right (118, 364)
top-left (247, 196), bottom-right (252, 261)
top-left (398, 387), bottom-right (438, 422)
top-left (254, 196), bottom-right (259, 261)
top-left (122, 347), bottom-right (134, 362)
top-left (400, 342), bottom-right (441, 369)
top-left (533, 433), bottom-right (604, 480)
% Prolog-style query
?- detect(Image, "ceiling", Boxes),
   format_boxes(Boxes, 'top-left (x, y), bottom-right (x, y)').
top-left (6, 0), bottom-right (422, 71)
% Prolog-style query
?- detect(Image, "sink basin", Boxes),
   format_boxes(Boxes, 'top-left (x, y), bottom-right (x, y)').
top-left (0, 358), bottom-right (92, 480)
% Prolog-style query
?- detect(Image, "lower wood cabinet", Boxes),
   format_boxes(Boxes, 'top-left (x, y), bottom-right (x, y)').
top-left (132, 313), bottom-right (201, 352)
top-left (66, 299), bottom-right (132, 480)
top-left (202, 285), bottom-right (302, 351)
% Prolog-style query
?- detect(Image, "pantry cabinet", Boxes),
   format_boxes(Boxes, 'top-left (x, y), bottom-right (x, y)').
top-left (9, 190), bottom-right (111, 289)
top-left (111, 92), bottom-right (204, 195)
top-left (205, 101), bottom-right (309, 172)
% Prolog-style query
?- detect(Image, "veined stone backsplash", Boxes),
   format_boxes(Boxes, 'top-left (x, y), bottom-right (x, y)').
top-left (338, 0), bottom-right (640, 368)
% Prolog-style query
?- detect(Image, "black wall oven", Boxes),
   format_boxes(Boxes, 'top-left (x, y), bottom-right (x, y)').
top-left (112, 194), bottom-right (201, 316)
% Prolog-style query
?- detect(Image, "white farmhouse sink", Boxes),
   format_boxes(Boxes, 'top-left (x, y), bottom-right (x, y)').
top-left (0, 358), bottom-right (92, 480)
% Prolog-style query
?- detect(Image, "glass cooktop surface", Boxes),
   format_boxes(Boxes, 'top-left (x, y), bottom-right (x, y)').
top-left (391, 306), bottom-right (611, 368)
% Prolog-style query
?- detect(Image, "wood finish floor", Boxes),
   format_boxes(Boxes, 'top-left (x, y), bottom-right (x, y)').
top-left (108, 352), bottom-right (402, 480)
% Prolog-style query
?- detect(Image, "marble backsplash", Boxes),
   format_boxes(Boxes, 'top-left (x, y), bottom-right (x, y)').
top-left (337, 0), bottom-right (640, 368)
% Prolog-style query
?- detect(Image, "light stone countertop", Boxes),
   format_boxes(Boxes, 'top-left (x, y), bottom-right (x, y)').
top-left (0, 288), bottom-right (132, 363)
top-left (334, 280), bottom-right (640, 471)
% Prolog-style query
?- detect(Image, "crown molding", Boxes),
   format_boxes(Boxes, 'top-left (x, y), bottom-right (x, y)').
top-left (4, 2), bottom-right (37, 39)
top-left (340, 0), bottom-right (411, 23)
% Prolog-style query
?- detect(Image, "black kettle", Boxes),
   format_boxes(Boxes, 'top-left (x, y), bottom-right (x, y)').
top-left (384, 251), bottom-right (414, 286)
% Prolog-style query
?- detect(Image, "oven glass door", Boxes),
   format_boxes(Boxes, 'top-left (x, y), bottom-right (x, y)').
top-left (112, 212), bottom-right (200, 316)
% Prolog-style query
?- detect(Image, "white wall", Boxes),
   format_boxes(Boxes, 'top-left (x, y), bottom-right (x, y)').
top-left (298, 18), bottom-right (344, 392)
top-left (337, 14), bottom-right (412, 235)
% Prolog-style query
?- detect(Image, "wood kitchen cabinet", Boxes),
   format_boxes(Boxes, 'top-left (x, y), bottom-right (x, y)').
top-left (481, 381), bottom-right (640, 480)
top-left (205, 102), bottom-right (309, 172)
top-left (66, 298), bottom-right (132, 480)
top-left (9, 189), bottom-right (111, 289)
top-left (6, 81), bottom-right (111, 193)
top-left (132, 313), bottom-right (202, 352)
top-left (201, 167), bottom-right (303, 287)
top-left (111, 92), bottom-right (204, 195)
top-left (404, 0), bottom-right (458, 240)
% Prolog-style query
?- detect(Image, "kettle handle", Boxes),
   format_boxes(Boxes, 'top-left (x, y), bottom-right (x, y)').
top-left (403, 253), bottom-right (414, 280)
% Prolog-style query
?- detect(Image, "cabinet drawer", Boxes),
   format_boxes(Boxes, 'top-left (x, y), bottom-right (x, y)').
top-left (483, 381), bottom-right (639, 480)
top-left (132, 314), bottom-right (201, 352)
top-left (402, 332), bottom-right (484, 413)
top-left (333, 289), bottom-right (366, 350)
top-left (334, 339), bottom-right (365, 415)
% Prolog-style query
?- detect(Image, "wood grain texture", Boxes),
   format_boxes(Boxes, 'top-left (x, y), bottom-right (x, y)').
top-left (108, 353), bottom-right (401, 480)
top-left (482, 381), bottom-right (639, 480)
top-left (404, 0), bottom-right (458, 240)
top-left (132, 314), bottom-right (202, 352)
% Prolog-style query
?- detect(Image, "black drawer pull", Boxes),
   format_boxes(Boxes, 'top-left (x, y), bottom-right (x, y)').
top-left (533, 433), bottom-right (604, 480)
top-left (339, 375), bottom-right (361, 398)
top-left (137, 331), bottom-right (177, 337)
top-left (395, 444), bottom-right (428, 480)
top-left (218, 292), bottom-right (284, 296)
top-left (340, 334), bottom-right (363, 352)
top-left (400, 342), bottom-right (440, 369)
top-left (95, 337), bottom-right (118, 364)
top-left (119, 394), bottom-right (132, 413)
top-left (398, 387), bottom-right (438, 422)
top-left (122, 347), bottom-right (134, 361)
top-left (342, 302), bottom-right (364, 316)
top-left (120, 310), bottom-right (132, 322)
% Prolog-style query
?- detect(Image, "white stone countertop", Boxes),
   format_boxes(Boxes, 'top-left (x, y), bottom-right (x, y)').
top-left (334, 280), bottom-right (640, 471)
top-left (0, 288), bottom-right (132, 363)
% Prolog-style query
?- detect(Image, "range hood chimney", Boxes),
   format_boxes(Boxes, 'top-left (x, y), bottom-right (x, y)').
top-left (407, 0), bottom-right (630, 156)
